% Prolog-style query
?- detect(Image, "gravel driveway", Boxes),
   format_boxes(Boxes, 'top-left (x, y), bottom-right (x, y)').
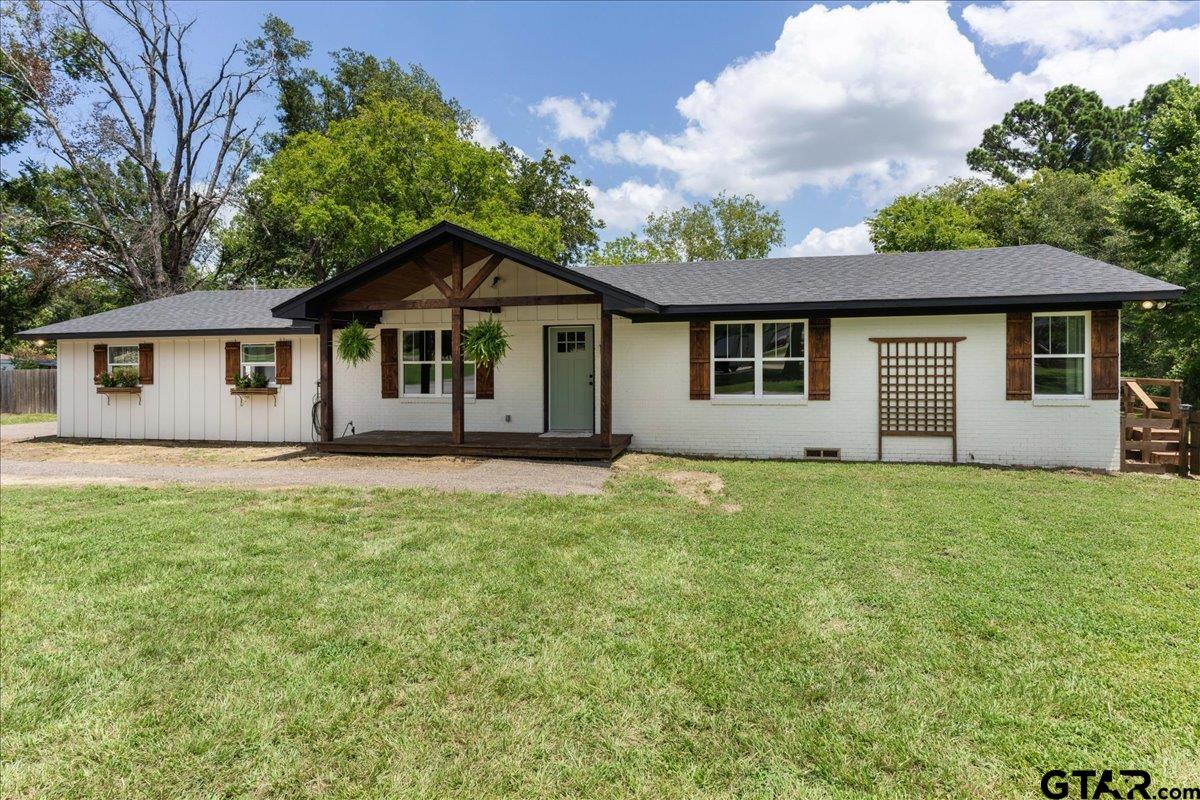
top-left (0, 421), bottom-right (57, 441)
top-left (0, 438), bottom-right (613, 495)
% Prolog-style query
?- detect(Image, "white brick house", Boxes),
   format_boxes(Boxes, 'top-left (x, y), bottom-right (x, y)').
top-left (22, 222), bottom-right (1183, 470)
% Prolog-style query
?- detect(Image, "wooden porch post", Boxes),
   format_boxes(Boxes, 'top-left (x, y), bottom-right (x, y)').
top-left (320, 309), bottom-right (333, 442)
top-left (451, 239), bottom-right (465, 444)
top-left (600, 310), bottom-right (612, 446)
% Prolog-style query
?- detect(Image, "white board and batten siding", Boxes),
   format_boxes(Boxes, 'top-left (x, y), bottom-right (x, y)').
top-left (56, 335), bottom-right (320, 443)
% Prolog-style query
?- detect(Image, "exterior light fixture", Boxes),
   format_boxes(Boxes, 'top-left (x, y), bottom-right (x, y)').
top-left (1156, 301), bottom-right (1167, 310)
top-left (35, 339), bottom-right (46, 346)
top-left (1141, 300), bottom-right (1155, 310)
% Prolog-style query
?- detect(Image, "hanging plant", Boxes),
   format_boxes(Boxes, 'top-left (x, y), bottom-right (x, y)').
top-left (462, 316), bottom-right (511, 368)
top-left (337, 319), bottom-right (375, 366)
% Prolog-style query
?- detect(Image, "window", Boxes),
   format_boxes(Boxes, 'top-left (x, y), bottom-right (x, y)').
top-left (401, 329), bottom-right (475, 396)
top-left (556, 330), bottom-right (585, 353)
top-left (712, 321), bottom-right (806, 397)
top-left (107, 345), bottom-right (139, 378)
top-left (1033, 313), bottom-right (1087, 397)
top-left (242, 343), bottom-right (276, 385)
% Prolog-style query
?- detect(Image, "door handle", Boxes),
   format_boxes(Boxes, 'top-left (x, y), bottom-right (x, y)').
top-left (589, 373), bottom-right (594, 387)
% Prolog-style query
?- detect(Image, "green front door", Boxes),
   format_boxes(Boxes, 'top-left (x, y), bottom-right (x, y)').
top-left (547, 326), bottom-right (594, 431)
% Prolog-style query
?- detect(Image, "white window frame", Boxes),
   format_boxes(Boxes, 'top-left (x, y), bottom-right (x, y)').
top-left (711, 319), bottom-right (807, 400)
top-left (399, 327), bottom-right (475, 398)
top-left (1032, 310), bottom-right (1089, 400)
top-left (241, 343), bottom-right (277, 385)
top-left (107, 344), bottom-right (139, 376)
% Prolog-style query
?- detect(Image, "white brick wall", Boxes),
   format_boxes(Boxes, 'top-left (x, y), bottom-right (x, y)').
top-left (611, 313), bottom-right (1120, 470)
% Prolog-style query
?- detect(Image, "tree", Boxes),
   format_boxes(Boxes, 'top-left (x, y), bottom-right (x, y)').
top-left (250, 17), bottom-right (601, 267)
top-left (592, 193), bottom-right (784, 265)
top-left (0, 162), bottom-right (130, 349)
top-left (218, 101), bottom-right (562, 286)
top-left (257, 21), bottom-right (471, 151)
top-left (1119, 81), bottom-right (1200, 400)
top-left (967, 85), bottom-right (1134, 183)
top-left (1, 0), bottom-right (288, 300)
top-left (500, 145), bottom-right (602, 266)
top-left (867, 182), bottom-right (997, 252)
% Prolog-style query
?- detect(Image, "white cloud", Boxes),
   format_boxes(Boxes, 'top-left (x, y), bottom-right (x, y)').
top-left (1012, 25), bottom-right (1200, 106)
top-left (585, 180), bottom-right (684, 231)
top-left (530, 93), bottom-right (615, 142)
top-left (592, 2), bottom-right (1199, 209)
top-left (786, 223), bottom-right (873, 257)
top-left (600, 2), bottom-right (1011, 202)
top-left (963, 1), bottom-right (1193, 54)
top-left (470, 118), bottom-right (500, 148)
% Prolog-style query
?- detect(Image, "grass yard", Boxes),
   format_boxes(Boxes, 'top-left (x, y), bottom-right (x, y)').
top-left (0, 412), bottom-right (55, 425)
top-left (2, 459), bottom-right (1197, 798)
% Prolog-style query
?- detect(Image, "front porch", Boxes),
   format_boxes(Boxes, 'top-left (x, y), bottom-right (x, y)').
top-left (275, 223), bottom-right (649, 460)
top-left (317, 429), bottom-right (632, 460)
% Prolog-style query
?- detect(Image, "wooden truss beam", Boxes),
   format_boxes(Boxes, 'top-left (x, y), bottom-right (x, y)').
top-left (331, 294), bottom-right (600, 312)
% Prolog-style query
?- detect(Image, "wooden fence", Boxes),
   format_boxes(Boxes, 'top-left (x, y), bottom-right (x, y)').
top-left (0, 369), bottom-right (57, 414)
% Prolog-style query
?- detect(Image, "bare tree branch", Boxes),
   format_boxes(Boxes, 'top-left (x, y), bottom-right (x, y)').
top-left (0, 0), bottom-right (270, 300)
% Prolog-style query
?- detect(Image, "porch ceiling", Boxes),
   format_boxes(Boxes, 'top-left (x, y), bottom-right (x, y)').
top-left (333, 239), bottom-right (492, 310)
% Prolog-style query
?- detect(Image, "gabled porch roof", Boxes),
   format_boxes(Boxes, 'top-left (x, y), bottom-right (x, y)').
top-left (271, 221), bottom-right (659, 322)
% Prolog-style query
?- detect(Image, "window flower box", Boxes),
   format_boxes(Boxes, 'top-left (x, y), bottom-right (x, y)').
top-left (96, 385), bottom-right (142, 405)
top-left (230, 386), bottom-right (278, 406)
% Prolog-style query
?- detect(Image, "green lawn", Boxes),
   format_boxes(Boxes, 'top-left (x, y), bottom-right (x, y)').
top-left (0, 412), bottom-right (55, 425)
top-left (2, 460), bottom-right (1197, 798)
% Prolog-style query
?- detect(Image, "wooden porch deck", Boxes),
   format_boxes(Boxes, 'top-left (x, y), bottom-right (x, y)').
top-left (317, 430), bottom-right (632, 460)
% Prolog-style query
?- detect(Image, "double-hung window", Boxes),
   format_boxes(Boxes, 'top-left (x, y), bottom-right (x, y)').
top-left (712, 321), bottom-right (806, 397)
top-left (242, 343), bottom-right (276, 385)
top-left (107, 345), bottom-right (139, 378)
top-left (1033, 312), bottom-right (1087, 397)
top-left (401, 329), bottom-right (475, 396)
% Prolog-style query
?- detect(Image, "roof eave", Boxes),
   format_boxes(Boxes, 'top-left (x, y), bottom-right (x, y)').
top-left (17, 324), bottom-right (316, 341)
top-left (632, 288), bottom-right (1185, 321)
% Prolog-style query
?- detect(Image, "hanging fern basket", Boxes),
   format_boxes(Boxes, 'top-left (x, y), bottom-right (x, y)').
top-left (337, 320), bottom-right (375, 366)
top-left (462, 317), bottom-right (511, 368)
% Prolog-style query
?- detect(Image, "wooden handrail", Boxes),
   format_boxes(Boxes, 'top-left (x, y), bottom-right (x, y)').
top-left (1124, 379), bottom-right (1159, 411)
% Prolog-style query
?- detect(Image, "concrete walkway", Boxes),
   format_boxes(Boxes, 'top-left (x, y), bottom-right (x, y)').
top-left (0, 455), bottom-right (611, 495)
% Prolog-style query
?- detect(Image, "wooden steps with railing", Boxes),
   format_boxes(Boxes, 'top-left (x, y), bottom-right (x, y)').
top-left (1121, 378), bottom-right (1193, 475)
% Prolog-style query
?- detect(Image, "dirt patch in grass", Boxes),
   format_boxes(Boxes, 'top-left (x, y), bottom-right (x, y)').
top-left (0, 438), bottom-right (480, 472)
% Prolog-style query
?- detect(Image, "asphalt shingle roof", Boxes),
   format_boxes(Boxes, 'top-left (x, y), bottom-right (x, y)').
top-left (19, 289), bottom-right (313, 339)
top-left (19, 244), bottom-right (1184, 340)
top-left (573, 244), bottom-right (1182, 309)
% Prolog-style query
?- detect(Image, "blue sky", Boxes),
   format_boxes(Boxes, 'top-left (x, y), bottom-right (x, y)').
top-left (30, 1), bottom-right (1200, 258)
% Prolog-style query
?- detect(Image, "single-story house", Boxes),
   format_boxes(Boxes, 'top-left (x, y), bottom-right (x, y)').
top-left (19, 222), bottom-right (1184, 469)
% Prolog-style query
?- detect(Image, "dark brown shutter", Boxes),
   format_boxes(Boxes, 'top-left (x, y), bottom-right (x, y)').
top-left (689, 321), bottom-right (710, 400)
top-left (1005, 312), bottom-right (1032, 400)
top-left (93, 343), bottom-right (107, 383)
top-left (138, 342), bottom-right (154, 384)
top-left (224, 341), bottom-right (240, 384)
top-left (1091, 309), bottom-right (1119, 400)
top-left (809, 318), bottom-right (831, 400)
top-left (275, 340), bottom-right (293, 384)
top-left (379, 328), bottom-right (398, 398)
top-left (476, 363), bottom-right (494, 399)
